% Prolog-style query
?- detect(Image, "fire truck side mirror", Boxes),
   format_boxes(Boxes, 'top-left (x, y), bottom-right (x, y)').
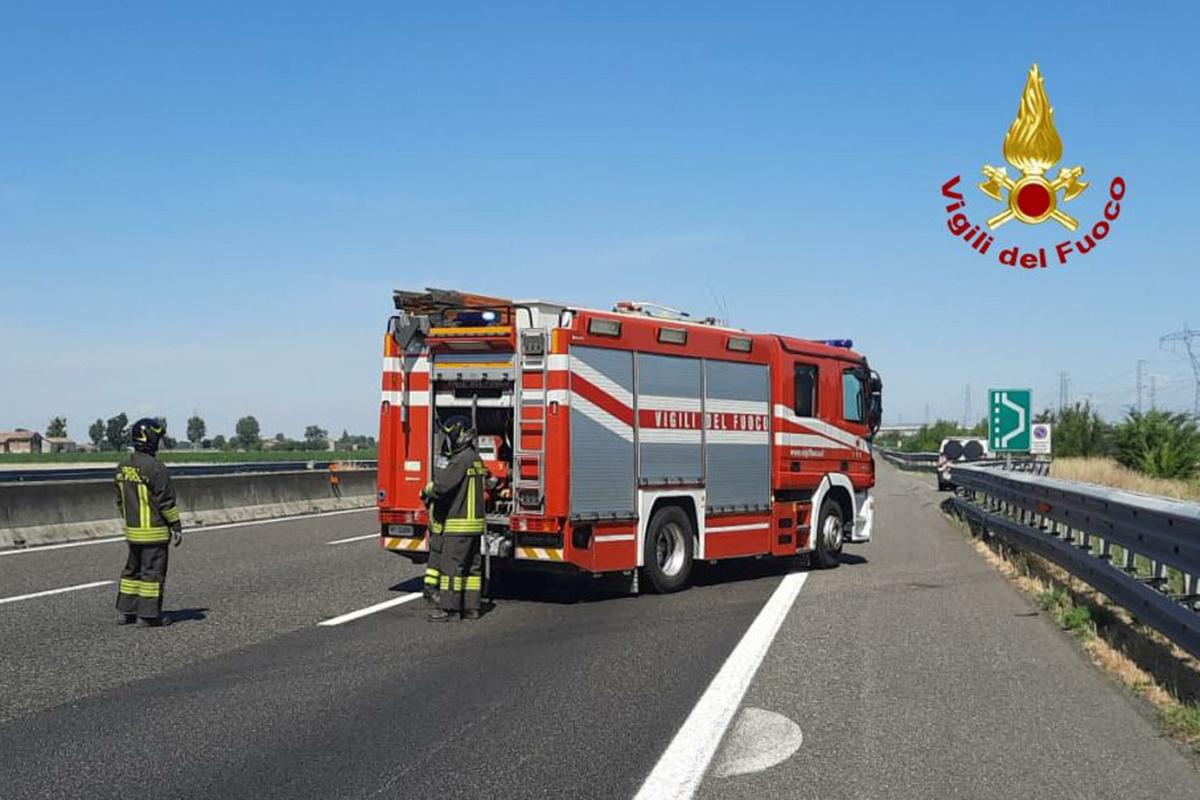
top-left (867, 370), bottom-right (883, 437)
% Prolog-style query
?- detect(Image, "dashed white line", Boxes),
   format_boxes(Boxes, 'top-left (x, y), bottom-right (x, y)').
top-left (317, 593), bottom-right (424, 626)
top-left (0, 507), bottom-right (376, 557)
top-left (0, 580), bottom-right (114, 606)
top-left (325, 533), bottom-right (380, 545)
top-left (633, 571), bottom-right (808, 800)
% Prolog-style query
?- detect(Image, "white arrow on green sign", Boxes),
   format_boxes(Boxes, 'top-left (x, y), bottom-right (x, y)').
top-left (989, 388), bottom-right (1032, 453)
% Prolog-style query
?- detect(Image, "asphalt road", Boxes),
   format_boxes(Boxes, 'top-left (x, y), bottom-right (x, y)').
top-left (1, 464), bottom-right (1198, 799)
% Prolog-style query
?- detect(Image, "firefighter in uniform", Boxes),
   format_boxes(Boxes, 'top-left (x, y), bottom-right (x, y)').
top-left (421, 421), bottom-right (487, 621)
top-left (420, 428), bottom-right (452, 606)
top-left (114, 419), bottom-right (183, 627)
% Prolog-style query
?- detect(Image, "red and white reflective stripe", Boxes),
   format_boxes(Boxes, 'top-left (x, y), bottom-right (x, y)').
top-left (571, 393), bottom-right (635, 441)
top-left (640, 395), bottom-right (702, 413)
top-left (382, 390), bottom-right (430, 406)
top-left (773, 404), bottom-right (866, 452)
top-left (706, 522), bottom-right (770, 533)
top-left (594, 533), bottom-right (636, 543)
top-left (571, 355), bottom-right (633, 406)
top-left (705, 399), bottom-right (768, 415)
top-left (774, 432), bottom-right (830, 449)
top-left (383, 356), bottom-right (430, 374)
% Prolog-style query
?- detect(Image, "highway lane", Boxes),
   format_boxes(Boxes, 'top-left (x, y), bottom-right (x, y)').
top-left (696, 464), bottom-right (1200, 799)
top-left (2, 466), bottom-right (1199, 799)
top-left (0, 519), bottom-right (787, 799)
top-left (0, 508), bottom-right (403, 723)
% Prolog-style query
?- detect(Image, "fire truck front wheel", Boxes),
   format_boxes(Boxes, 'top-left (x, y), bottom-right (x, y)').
top-left (811, 498), bottom-right (844, 570)
top-left (642, 506), bottom-right (694, 593)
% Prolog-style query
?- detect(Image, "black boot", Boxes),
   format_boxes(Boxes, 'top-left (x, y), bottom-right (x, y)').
top-left (118, 613), bottom-right (137, 626)
top-left (138, 615), bottom-right (172, 628)
top-left (461, 610), bottom-right (482, 620)
top-left (427, 609), bottom-right (458, 622)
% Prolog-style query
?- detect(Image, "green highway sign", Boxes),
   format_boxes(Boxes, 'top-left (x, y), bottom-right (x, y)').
top-left (989, 388), bottom-right (1032, 453)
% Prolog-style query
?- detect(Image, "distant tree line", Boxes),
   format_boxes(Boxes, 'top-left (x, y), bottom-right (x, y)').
top-left (71, 413), bottom-right (375, 453)
top-left (879, 402), bottom-right (1200, 480)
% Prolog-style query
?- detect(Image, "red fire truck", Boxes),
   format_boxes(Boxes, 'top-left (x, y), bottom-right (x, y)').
top-left (377, 288), bottom-right (882, 592)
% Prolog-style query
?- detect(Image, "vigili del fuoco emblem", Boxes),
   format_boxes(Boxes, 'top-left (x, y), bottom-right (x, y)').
top-left (978, 64), bottom-right (1087, 230)
top-left (941, 63), bottom-right (1126, 269)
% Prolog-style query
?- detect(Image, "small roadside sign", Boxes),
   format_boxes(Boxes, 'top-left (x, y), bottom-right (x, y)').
top-left (1031, 423), bottom-right (1052, 455)
top-left (989, 388), bottom-right (1032, 453)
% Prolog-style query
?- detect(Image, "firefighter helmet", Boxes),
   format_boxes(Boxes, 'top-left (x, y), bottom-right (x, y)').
top-left (441, 418), bottom-right (477, 453)
top-left (131, 418), bottom-right (166, 455)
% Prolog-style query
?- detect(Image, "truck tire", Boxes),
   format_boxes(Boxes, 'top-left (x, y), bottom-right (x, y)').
top-left (641, 505), bottom-right (694, 593)
top-left (811, 498), bottom-right (844, 569)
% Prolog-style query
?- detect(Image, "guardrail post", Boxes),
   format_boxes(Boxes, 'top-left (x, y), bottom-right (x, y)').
top-left (1122, 545), bottom-right (1136, 574)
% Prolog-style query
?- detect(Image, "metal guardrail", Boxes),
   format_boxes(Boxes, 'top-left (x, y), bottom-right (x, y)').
top-left (0, 460), bottom-right (379, 484)
top-left (877, 448), bottom-right (939, 471)
top-left (947, 463), bottom-right (1200, 660)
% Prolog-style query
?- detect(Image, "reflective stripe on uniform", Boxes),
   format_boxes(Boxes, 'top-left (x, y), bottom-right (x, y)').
top-left (162, 505), bottom-right (181, 524)
top-left (138, 483), bottom-right (151, 529)
top-left (439, 575), bottom-right (450, 591)
top-left (424, 567), bottom-right (440, 586)
top-left (465, 576), bottom-right (482, 591)
top-left (118, 578), bottom-right (140, 595)
top-left (137, 582), bottom-right (162, 598)
top-left (125, 526), bottom-right (170, 543)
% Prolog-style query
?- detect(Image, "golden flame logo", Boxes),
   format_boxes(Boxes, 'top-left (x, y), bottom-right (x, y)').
top-left (1002, 64), bottom-right (1061, 175)
top-left (978, 64), bottom-right (1088, 230)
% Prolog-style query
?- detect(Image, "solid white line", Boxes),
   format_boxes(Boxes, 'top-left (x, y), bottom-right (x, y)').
top-left (317, 592), bottom-right (423, 626)
top-left (326, 533), bottom-right (380, 545)
top-left (633, 571), bottom-right (808, 800)
top-left (0, 507), bottom-right (376, 557)
top-left (0, 580), bottom-right (114, 606)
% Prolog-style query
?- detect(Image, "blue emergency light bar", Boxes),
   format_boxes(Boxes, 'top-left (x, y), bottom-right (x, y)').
top-left (819, 339), bottom-right (854, 349)
top-left (456, 310), bottom-right (501, 325)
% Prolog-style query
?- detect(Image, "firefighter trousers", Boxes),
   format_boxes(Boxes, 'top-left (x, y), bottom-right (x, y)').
top-left (117, 543), bottom-right (169, 619)
top-left (438, 534), bottom-right (482, 614)
top-left (424, 531), bottom-right (444, 599)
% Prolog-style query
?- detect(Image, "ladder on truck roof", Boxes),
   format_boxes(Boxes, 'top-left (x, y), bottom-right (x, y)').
top-left (513, 327), bottom-right (549, 513)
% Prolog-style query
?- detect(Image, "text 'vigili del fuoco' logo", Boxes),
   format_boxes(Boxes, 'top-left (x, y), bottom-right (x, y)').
top-left (941, 64), bottom-right (1126, 269)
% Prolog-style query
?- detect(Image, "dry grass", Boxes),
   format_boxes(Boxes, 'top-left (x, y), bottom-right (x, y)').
top-left (969, 537), bottom-right (1200, 748)
top-left (1050, 457), bottom-right (1200, 502)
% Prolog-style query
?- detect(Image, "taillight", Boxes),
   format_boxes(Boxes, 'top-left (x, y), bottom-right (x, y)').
top-left (512, 516), bottom-right (560, 533)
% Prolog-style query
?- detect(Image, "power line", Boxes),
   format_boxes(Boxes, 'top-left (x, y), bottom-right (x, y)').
top-left (1160, 325), bottom-right (1200, 417)
top-left (1136, 359), bottom-right (1145, 413)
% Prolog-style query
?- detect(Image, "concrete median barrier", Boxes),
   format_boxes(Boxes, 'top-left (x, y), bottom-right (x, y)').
top-left (0, 468), bottom-right (378, 549)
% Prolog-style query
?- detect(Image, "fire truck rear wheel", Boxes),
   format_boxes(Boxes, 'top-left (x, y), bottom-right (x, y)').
top-left (642, 506), bottom-right (694, 593)
top-left (812, 498), bottom-right (844, 570)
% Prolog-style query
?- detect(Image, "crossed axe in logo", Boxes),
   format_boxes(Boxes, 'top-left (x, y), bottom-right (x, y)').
top-left (978, 165), bottom-right (1088, 231)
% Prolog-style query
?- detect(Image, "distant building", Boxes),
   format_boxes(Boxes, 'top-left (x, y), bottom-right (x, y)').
top-left (43, 437), bottom-right (77, 453)
top-left (0, 431), bottom-right (44, 454)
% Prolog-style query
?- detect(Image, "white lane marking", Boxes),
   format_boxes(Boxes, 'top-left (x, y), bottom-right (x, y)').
top-left (710, 707), bottom-right (803, 778)
top-left (633, 571), bottom-right (808, 800)
top-left (0, 580), bottom-right (113, 606)
top-left (0, 507), bottom-right (376, 557)
top-left (325, 533), bottom-right (380, 545)
top-left (318, 592), bottom-right (423, 626)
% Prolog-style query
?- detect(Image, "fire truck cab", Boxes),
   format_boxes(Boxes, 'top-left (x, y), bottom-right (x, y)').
top-left (377, 288), bottom-right (882, 591)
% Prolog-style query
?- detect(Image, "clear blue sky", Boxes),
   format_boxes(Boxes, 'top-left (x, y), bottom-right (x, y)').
top-left (3, 1), bottom-right (1198, 439)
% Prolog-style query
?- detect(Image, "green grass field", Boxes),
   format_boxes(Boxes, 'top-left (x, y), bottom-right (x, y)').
top-left (0, 450), bottom-right (377, 465)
